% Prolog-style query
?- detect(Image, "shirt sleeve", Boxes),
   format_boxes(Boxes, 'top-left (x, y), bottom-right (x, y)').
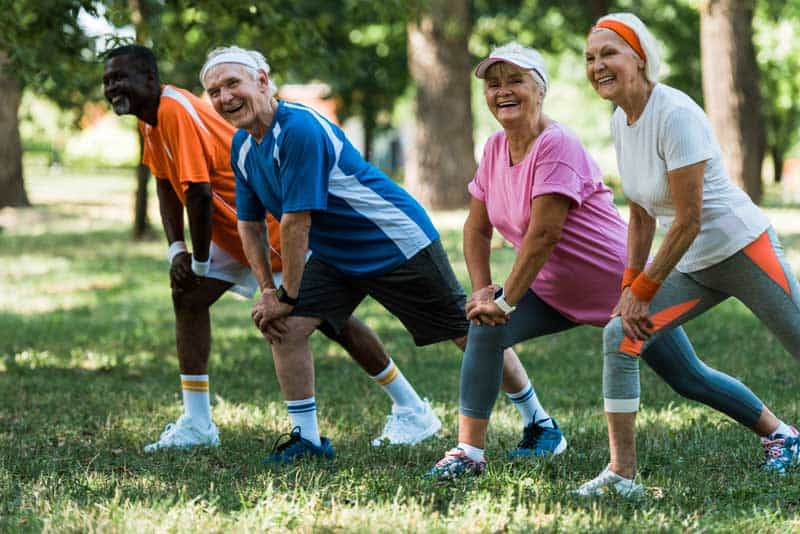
top-left (661, 107), bottom-right (713, 172)
top-left (468, 136), bottom-right (496, 201)
top-left (231, 135), bottom-right (266, 222)
top-left (140, 123), bottom-right (169, 179)
top-left (530, 130), bottom-right (584, 207)
top-left (278, 120), bottom-right (332, 213)
top-left (158, 101), bottom-right (213, 189)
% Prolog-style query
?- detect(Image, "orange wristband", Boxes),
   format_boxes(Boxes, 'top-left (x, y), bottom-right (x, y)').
top-left (630, 272), bottom-right (661, 302)
top-left (621, 267), bottom-right (641, 290)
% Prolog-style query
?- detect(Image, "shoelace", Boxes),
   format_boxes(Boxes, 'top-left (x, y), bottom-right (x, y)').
top-left (517, 418), bottom-right (551, 449)
top-left (382, 411), bottom-right (416, 437)
top-left (435, 448), bottom-right (467, 468)
top-left (270, 426), bottom-right (304, 455)
top-left (762, 436), bottom-right (786, 459)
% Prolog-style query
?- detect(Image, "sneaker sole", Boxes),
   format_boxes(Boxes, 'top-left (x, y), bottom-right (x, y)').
top-left (143, 440), bottom-right (220, 453)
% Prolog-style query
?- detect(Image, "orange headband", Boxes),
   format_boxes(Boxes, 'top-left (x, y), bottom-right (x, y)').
top-left (594, 20), bottom-right (645, 60)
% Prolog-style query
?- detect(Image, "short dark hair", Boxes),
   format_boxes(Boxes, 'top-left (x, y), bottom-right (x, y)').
top-left (105, 44), bottom-right (158, 77)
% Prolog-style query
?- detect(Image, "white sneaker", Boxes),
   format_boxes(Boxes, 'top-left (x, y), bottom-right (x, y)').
top-left (371, 400), bottom-right (442, 447)
top-left (573, 464), bottom-right (644, 498)
top-left (143, 414), bottom-right (220, 453)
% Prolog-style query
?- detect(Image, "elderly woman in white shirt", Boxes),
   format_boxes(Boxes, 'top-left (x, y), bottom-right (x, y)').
top-left (578, 12), bottom-right (800, 496)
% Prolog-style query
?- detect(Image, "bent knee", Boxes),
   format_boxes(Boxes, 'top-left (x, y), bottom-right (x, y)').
top-left (603, 317), bottom-right (627, 353)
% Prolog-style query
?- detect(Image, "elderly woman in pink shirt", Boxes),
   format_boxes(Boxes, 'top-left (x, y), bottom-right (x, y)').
top-left (427, 43), bottom-right (787, 491)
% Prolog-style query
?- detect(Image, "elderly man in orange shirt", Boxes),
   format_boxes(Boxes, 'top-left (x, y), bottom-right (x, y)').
top-left (103, 44), bottom-right (441, 452)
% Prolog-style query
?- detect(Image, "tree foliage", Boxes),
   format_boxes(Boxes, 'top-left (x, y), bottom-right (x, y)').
top-left (755, 0), bottom-right (800, 181)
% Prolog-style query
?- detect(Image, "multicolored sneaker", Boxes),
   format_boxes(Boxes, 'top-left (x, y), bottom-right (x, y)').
top-left (573, 465), bottom-right (644, 498)
top-left (371, 400), bottom-right (442, 447)
top-left (263, 427), bottom-right (335, 465)
top-left (508, 417), bottom-right (567, 459)
top-left (762, 427), bottom-right (800, 475)
top-left (426, 448), bottom-right (486, 480)
top-left (143, 414), bottom-right (220, 453)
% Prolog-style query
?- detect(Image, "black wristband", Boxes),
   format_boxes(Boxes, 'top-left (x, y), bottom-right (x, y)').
top-left (275, 285), bottom-right (298, 306)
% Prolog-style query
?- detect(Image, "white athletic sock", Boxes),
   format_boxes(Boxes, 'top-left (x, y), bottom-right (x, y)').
top-left (286, 397), bottom-right (321, 447)
top-left (371, 359), bottom-right (424, 410)
top-left (457, 442), bottom-right (485, 463)
top-left (506, 381), bottom-right (552, 427)
top-left (181, 374), bottom-right (211, 428)
top-left (769, 420), bottom-right (797, 439)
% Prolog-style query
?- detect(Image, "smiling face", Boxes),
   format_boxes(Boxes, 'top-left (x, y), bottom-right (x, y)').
top-left (204, 63), bottom-right (271, 135)
top-left (483, 62), bottom-right (543, 129)
top-left (585, 29), bottom-right (647, 103)
top-left (102, 55), bottom-right (158, 118)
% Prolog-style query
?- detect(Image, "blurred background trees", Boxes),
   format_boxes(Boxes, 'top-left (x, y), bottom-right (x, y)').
top-left (3, 0), bottom-right (800, 226)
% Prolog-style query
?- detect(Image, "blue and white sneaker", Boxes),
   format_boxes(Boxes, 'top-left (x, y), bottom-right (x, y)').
top-left (427, 448), bottom-right (486, 480)
top-left (508, 417), bottom-right (567, 459)
top-left (762, 427), bottom-right (800, 475)
top-left (263, 427), bottom-right (335, 465)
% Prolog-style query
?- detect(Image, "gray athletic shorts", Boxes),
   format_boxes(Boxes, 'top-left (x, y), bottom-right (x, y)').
top-left (291, 239), bottom-right (469, 346)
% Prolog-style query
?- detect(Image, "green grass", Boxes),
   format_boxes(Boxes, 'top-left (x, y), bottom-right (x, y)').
top-left (2, 170), bottom-right (800, 532)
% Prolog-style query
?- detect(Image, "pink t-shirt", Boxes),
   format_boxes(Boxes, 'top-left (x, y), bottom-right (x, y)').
top-left (469, 123), bottom-right (628, 326)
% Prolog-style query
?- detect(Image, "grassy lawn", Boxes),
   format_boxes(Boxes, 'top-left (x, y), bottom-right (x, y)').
top-left (1, 169), bottom-right (800, 532)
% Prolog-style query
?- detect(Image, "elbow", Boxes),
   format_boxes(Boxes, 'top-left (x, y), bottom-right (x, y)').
top-left (674, 215), bottom-right (701, 240)
top-left (185, 182), bottom-right (212, 203)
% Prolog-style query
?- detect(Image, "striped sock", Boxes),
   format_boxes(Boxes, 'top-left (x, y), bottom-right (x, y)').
top-left (507, 381), bottom-right (552, 427)
top-left (181, 374), bottom-right (211, 428)
top-left (286, 397), bottom-right (321, 447)
top-left (371, 359), bottom-right (424, 410)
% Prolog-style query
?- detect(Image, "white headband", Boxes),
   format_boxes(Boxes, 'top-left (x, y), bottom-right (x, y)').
top-left (200, 51), bottom-right (260, 85)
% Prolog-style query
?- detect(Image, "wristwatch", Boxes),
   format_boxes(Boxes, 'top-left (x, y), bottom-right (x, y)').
top-left (493, 287), bottom-right (517, 315)
top-left (275, 285), bottom-right (298, 306)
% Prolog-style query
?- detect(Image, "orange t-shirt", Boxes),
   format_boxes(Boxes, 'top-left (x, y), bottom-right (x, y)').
top-left (140, 85), bottom-right (282, 272)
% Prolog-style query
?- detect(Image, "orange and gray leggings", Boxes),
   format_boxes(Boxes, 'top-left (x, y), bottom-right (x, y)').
top-left (604, 226), bottom-right (800, 424)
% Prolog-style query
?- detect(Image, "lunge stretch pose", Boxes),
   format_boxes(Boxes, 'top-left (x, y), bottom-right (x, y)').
top-left (580, 13), bottom-right (800, 494)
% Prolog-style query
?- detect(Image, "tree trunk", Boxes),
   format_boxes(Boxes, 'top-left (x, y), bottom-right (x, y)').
top-left (772, 146), bottom-right (783, 184)
top-left (132, 129), bottom-right (151, 239)
top-left (0, 53), bottom-right (30, 208)
top-left (406, 0), bottom-right (473, 209)
top-left (130, 0), bottom-right (151, 238)
top-left (700, 0), bottom-right (765, 203)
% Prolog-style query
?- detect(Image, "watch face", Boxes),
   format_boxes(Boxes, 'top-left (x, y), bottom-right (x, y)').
top-left (494, 287), bottom-right (504, 299)
top-left (276, 286), bottom-right (286, 301)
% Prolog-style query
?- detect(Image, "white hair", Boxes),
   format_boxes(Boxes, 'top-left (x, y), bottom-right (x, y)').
top-left (596, 13), bottom-right (662, 82)
top-left (200, 45), bottom-right (278, 95)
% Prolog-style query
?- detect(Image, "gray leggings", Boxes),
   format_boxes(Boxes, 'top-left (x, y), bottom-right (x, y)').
top-left (604, 227), bottom-right (800, 413)
top-left (461, 288), bottom-right (765, 427)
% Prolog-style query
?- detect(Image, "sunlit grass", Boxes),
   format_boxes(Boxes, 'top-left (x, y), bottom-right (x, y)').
top-left (2, 171), bottom-right (800, 531)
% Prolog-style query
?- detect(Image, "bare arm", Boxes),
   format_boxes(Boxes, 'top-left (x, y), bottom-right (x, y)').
top-left (617, 161), bottom-right (704, 340)
top-left (502, 194), bottom-right (571, 305)
top-left (277, 211), bottom-right (311, 298)
top-left (156, 178), bottom-right (185, 244)
top-left (645, 161), bottom-right (704, 282)
top-left (625, 200), bottom-right (656, 272)
top-left (184, 182), bottom-right (213, 262)
top-left (462, 197), bottom-right (494, 291)
top-left (467, 193), bottom-right (570, 324)
top-left (237, 219), bottom-right (275, 291)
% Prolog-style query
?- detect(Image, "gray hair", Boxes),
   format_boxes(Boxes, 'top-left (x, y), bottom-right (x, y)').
top-left (200, 45), bottom-right (278, 96)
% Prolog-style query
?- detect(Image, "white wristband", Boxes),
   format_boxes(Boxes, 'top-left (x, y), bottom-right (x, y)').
top-left (191, 256), bottom-right (211, 276)
top-left (167, 241), bottom-right (188, 264)
top-left (493, 288), bottom-right (517, 315)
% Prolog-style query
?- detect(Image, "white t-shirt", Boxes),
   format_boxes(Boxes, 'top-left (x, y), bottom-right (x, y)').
top-left (611, 83), bottom-right (769, 273)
